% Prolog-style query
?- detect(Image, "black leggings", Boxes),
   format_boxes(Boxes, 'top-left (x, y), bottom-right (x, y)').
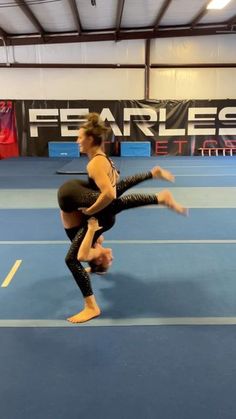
top-left (62, 172), bottom-right (158, 297)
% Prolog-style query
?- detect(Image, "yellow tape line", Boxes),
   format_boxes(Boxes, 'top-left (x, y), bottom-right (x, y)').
top-left (1, 260), bottom-right (22, 288)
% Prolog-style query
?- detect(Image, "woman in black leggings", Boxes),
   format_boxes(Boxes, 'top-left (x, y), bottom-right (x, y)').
top-left (58, 168), bottom-right (187, 323)
top-left (58, 112), bottom-right (187, 323)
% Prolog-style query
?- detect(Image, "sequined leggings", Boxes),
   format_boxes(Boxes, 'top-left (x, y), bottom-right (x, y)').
top-left (64, 172), bottom-right (158, 297)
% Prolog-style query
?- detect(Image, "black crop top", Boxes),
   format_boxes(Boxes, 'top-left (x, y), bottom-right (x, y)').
top-left (88, 153), bottom-right (119, 190)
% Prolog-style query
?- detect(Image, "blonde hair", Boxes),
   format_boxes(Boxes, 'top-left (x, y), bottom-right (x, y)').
top-left (81, 112), bottom-right (110, 146)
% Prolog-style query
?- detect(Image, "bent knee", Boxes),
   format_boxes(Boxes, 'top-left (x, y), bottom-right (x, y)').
top-left (65, 254), bottom-right (75, 267)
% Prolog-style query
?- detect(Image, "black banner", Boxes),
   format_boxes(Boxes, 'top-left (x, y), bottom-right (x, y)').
top-left (15, 99), bottom-right (236, 156)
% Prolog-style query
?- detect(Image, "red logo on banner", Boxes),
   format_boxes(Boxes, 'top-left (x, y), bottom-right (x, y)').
top-left (0, 101), bottom-right (19, 158)
top-left (0, 101), bottom-right (17, 144)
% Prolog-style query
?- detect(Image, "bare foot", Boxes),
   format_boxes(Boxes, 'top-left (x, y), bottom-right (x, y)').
top-left (67, 295), bottom-right (101, 323)
top-left (67, 306), bottom-right (101, 323)
top-left (157, 189), bottom-right (188, 216)
top-left (151, 166), bottom-right (175, 183)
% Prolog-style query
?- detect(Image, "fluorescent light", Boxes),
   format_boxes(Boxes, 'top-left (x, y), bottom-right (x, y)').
top-left (207, 0), bottom-right (232, 9)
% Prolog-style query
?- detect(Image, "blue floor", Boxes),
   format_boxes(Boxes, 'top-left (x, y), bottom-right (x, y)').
top-left (2, 156), bottom-right (236, 188)
top-left (1, 242), bottom-right (236, 319)
top-left (1, 326), bottom-right (236, 419)
top-left (1, 207), bottom-right (236, 240)
top-left (1, 156), bottom-right (236, 419)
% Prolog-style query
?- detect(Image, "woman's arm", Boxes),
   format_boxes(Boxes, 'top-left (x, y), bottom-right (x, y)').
top-left (77, 218), bottom-right (102, 261)
top-left (83, 157), bottom-right (116, 216)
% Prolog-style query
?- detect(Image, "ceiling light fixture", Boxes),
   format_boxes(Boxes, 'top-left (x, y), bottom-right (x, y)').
top-left (207, 0), bottom-right (232, 9)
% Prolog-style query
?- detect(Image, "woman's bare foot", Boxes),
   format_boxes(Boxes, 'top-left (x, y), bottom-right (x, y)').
top-left (67, 295), bottom-right (101, 323)
top-left (151, 166), bottom-right (175, 183)
top-left (67, 307), bottom-right (101, 323)
top-left (157, 189), bottom-right (188, 216)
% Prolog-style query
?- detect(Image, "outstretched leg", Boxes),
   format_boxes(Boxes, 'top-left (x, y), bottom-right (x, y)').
top-left (116, 166), bottom-right (175, 197)
top-left (99, 189), bottom-right (187, 218)
top-left (91, 188), bottom-right (187, 245)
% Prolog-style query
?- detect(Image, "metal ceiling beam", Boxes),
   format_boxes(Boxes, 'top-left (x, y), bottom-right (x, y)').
top-left (2, 25), bottom-right (235, 47)
top-left (7, 21), bottom-right (229, 38)
top-left (190, 0), bottom-right (211, 28)
top-left (14, 0), bottom-right (45, 35)
top-left (0, 63), bottom-right (145, 68)
top-left (151, 63), bottom-right (236, 68)
top-left (153, 0), bottom-right (172, 30)
top-left (80, 21), bottom-right (234, 31)
top-left (116, 0), bottom-right (125, 33)
top-left (68, 0), bottom-right (82, 34)
top-left (144, 39), bottom-right (150, 100)
top-left (1, 62), bottom-right (236, 69)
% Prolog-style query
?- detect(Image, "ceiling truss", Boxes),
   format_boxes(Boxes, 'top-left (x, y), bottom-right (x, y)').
top-left (0, 0), bottom-right (236, 47)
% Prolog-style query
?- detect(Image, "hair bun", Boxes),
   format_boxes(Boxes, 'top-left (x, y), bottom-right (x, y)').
top-left (82, 112), bottom-right (111, 143)
top-left (87, 112), bottom-right (100, 126)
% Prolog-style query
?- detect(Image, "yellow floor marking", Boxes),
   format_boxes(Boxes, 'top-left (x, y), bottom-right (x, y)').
top-left (1, 260), bottom-right (22, 288)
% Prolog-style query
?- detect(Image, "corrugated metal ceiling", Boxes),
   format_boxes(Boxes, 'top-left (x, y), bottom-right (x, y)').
top-left (0, 0), bottom-right (236, 46)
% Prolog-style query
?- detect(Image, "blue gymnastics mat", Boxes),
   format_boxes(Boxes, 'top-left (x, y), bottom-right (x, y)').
top-left (56, 157), bottom-right (88, 174)
top-left (56, 155), bottom-right (236, 175)
top-left (56, 156), bottom-right (122, 174)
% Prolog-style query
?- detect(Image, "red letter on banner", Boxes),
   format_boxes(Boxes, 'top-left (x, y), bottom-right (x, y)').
top-left (155, 141), bottom-right (168, 155)
top-left (173, 140), bottom-right (188, 155)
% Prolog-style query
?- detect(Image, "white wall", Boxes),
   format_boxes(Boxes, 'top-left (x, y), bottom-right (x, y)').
top-left (150, 35), bottom-right (236, 99)
top-left (0, 40), bottom-right (145, 99)
top-left (150, 68), bottom-right (236, 99)
top-left (0, 68), bottom-right (144, 100)
top-left (0, 35), bottom-right (236, 100)
top-left (150, 35), bottom-right (236, 64)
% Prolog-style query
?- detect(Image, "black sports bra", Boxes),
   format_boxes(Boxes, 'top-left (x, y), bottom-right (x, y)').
top-left (88, 153), bottom-right (119, 190)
